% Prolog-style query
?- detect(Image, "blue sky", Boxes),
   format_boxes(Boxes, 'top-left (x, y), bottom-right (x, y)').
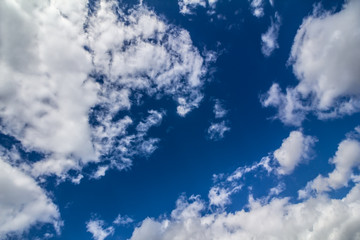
top-left (1, 0), bottom-right (360, 239)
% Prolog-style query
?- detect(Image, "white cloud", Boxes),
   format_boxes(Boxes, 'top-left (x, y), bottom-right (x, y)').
top-left (213, 99), bottom-right (228, 119)
top-left (300, 137), bottom-right (360, 198)
top-left (129, 129), bottom-right (360, 240)
top-left (261, 83), bottom-right (307, 126)
top-left (136, 110), bottom-right (164, 133)
top-left (208, 187), bottom-right (232, 208)
top-left (249, 0), bottom-right (264, 18)
top-left (178, 0), bottom-right (218, 15)
top-left (261, 13), bottom-right (281, 57)
top-left (207, 121), bottom-right (230, 141)
top-left (178, 0), bottom-right (206, 15)
top-left (130, 184), bottom-right (360, 240)
top-left (86, 220), bottom-right (114, 240)
top-left (0, 0), bottom-right (209, 181)
top-left (0, 157), bottom-right (61, 238)
top-left (262, 0), bottom-right (360, 125)
top-left (273, 131), bottom-right (316, 175)
top-left (113, 215), bottom-right (134, 226)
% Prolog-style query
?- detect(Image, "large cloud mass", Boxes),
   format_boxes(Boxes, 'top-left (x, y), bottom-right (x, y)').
top-left (262, 0), bottom-right (360, 125)
top-left (0, 0), bottom-right (209, 180)
top-left (0, 0), bottom-right (210, 236)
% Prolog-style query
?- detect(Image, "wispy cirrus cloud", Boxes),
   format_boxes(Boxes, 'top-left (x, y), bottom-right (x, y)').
top-left (261, 12), bottom-right (281, 57)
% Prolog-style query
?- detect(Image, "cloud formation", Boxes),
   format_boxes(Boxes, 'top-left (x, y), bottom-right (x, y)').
top-left (0, 156), bottom-right (61, 238)
top-left (86, 220), bottom-right (114, 240)
top-left (249, 0), bottom-right (265, 18)
top-left (262, 0), bottom-right (360, 125)
top-left (178, 0), bottom-right (218, 15)
top-left (129, 128), bottom-right (360, 240)
top-left (273, 131), bottom-right (316, 175)
top-left (0, 0), bottom-right (211, 236)
top-left (300, 134), bottom-right (360, 198)
top-left (261, 13), bottom-right (281, 57)
top-left (0, 0), bottom-right (209, 182)
top-left (207, 100), bottom-right (230, 141)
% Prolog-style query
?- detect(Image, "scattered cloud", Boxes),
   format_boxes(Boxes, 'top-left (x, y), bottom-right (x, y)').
top-left (261, 12), bottom-right (281, 57)
top-left (129, 128), bottom-right (360, 240)
top-left (249, 0), bottom-right (265, 18)
top-left (207, 100), bottom-right (230, 141)
top-left (86, 220), bottom-right (114, 240)
top-left (113, 215), bottom-right (134, 226)
top-left (262, 0), bottom-right (360, 125)
top-left (207, 121), bottom-right (230, 141)
top-left (213, 99), bottom-right (228, 119)
top-left (178, 0), bottom-right (206, 15)
top-left (178, 0), bottom-right (218, 15)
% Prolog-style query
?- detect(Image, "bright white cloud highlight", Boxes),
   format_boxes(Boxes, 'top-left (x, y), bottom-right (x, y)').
top-left (0, 157), bottom-right (61, 238)
top-left (273, 131), bottom-right (316, 175)
top-left (261, 13), bottom-right (281, 57)
top-left (262, 0), bottom-right (360, 125)
top-left (86, 220), bottom-right (114, 240)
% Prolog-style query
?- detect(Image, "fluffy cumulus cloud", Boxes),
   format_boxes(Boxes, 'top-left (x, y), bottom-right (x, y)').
top-left (262, 0), bottom-right (360, 125)
top-left (273, 131), bottom-right (316, 175)
top-left (130, 184), bottom-right (360, 240)
top-left (261, 13), bottom-right (281, 57)
top-left (300, 135), bottom-right (360, 198)
top-left (129, 128), bottom-right (360, 240)
top-left (86, 220), bottom-right (114, 240)
top-left (0, 0), bottom-right (209, 180)
top-left (0, 157), bottom-right (61, 238)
